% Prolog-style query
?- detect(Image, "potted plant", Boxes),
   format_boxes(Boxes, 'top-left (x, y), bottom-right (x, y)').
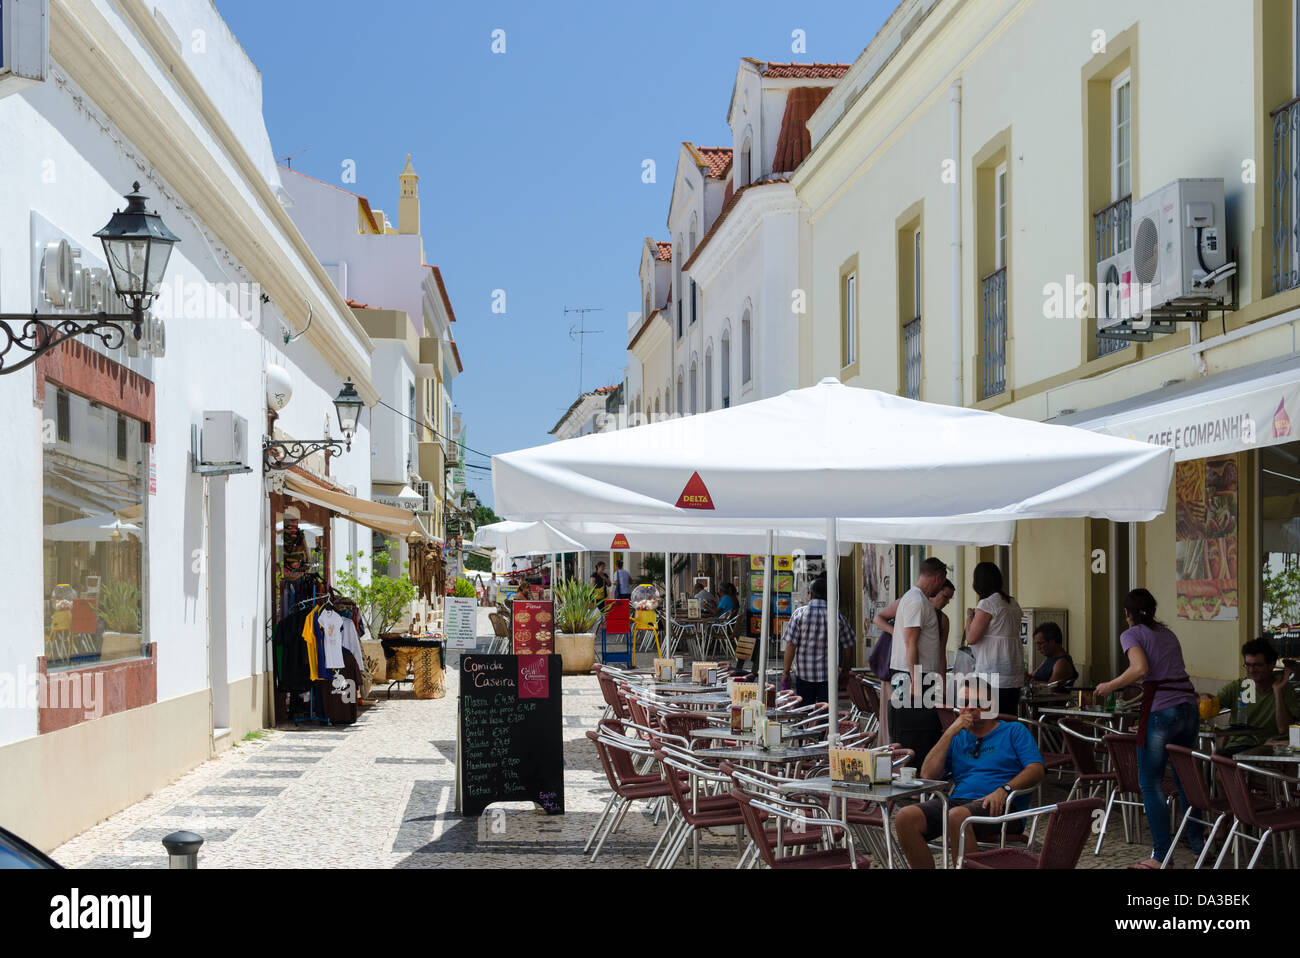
top-left (97, 581), bottom-right (142, 659)
top-left (552, 579), bottom-right (603, 674)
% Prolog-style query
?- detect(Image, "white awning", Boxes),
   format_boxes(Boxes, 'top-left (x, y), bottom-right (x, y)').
top-left (1054, 352), bottom-right (1300, 463)
top-left (283, 474), bottom-right (433, 541)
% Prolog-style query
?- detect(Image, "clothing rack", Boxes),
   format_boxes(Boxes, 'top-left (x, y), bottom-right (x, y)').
top-left (270, 573), bottom-right (362, 727)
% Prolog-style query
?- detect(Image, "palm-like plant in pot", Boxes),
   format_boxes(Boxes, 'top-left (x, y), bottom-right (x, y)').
top-left (552, 579), bottom-right (603, 674)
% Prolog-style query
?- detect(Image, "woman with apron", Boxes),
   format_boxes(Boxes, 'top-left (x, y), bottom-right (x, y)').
top-left (1095, 588), bottom-right (1202, 868)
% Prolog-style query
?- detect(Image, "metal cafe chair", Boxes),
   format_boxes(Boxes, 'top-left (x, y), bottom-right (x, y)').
top-left (729, 768), bottom-right (867, 869)
top-left (1211, 755), bottom-right (1300, 870)
top-left (956, 798), bottom-right (1104, 870)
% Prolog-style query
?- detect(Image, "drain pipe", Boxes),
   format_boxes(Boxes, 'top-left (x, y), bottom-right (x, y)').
top-left (949, 78), bottom-right (967, 614)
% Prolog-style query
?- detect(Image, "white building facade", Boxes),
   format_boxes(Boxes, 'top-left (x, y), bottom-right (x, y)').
top-left (0, 0), bottom-right (377, 849)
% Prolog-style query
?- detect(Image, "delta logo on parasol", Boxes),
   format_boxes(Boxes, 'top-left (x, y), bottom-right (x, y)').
top-left (675, 472), bottom-right (715, 510)
top-left (610, 534), bottom-right (631, 549)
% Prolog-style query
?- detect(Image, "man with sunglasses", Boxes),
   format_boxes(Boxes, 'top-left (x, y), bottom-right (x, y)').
top-left (1208, 637), bottom-right (1297, 756)
top-left (894, 678), bottom-right (1045, 868)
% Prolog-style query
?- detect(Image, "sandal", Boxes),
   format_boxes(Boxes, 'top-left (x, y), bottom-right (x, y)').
top-left (1128, 858), bottom-right (1161, 870)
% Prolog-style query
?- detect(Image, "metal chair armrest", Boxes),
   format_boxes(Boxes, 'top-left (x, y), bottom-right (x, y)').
top-left (955, 803), bottom-right (1058, 869)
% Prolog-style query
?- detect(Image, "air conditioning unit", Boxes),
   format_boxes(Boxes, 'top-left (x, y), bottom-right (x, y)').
top-left (1096, 247), bottom-right (1139, 330)
top-left (200, 411), bottom-right (248, 466)
top-left (1020, 607), bottom-right (1069, 675)
top-left (1129, 178), bottom-right (1229, 312)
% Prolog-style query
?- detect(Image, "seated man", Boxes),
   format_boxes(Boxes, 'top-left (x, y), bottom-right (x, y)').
top-left (895, 678), bottom-right (1045, 868)
top-left (692, 580), bottom-right (718, 615)
top-left (1211, 637), bottom-right (1298, 756)
top-left (1029, 622), bottom-right (1078, 686)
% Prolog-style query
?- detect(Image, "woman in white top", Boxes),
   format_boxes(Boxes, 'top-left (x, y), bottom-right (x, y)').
top-left (963, 562), bottom-right (1025, 716)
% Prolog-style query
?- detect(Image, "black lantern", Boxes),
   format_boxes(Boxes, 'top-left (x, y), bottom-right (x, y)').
top-left (0, 183), bottom-right (181, 375)
top-left (94, 182), bottom-right (181, 322)
top-left (264, 378), bottom-right (367, 471)
top-left (333, 379), bottom-right (364, 448)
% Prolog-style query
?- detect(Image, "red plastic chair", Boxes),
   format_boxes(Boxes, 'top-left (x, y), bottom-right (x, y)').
top-left (584, 721), bottom-right (675, 861)
top-left (1210, 754), bottom-right (1300, 869)
top-left (730, 776), bottom-right (869, 869)
top-left (1162, 745), bottom-right (1243, 869)
top-left (958, 798), bottom-right (1104, 869)
top-left (1057, 717), bottom-right (1117, 802)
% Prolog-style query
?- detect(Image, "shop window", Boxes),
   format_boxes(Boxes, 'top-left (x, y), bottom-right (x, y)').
top-left (0, 0), bottom-right (49, 97)
top-left (42, 388), bottom-right (147, 670)
top-left (1260, 444), bottom-right (1300, 648)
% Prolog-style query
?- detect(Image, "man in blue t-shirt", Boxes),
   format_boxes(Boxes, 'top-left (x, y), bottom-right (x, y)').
top-left (895, 678), bottom-right (1045, 868)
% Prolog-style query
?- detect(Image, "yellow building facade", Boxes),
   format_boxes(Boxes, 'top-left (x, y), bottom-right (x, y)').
top-left (795, 0), bottom-right (1300, 687)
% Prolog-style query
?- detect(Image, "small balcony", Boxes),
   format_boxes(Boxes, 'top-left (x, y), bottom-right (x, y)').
top-left (902, 316), bottom-right (921, 400)
top-left (981, 268), bottom-right (1007, 400)
top-left (1273, 95), bottom-right (1300, 294)
top-left (1094, 194), bottom-right (1132, 357)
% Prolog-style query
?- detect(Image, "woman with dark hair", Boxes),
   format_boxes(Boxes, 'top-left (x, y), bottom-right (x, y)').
top-left (1096, 588), bottom-right (1202, 868)
top-left (963, 562), bottom-right (1024, 716)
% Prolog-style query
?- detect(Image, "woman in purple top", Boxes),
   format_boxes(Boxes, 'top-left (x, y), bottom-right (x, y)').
top-left (1096, 589), bottom-right (1202, 868)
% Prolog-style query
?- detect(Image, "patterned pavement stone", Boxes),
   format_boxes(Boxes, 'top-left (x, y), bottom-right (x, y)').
top-left (51, 642), bottom-right (1238, 870)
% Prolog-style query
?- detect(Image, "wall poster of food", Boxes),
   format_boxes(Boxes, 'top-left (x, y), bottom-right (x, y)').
top-left (1175, 456), bottom-right (1239, 621)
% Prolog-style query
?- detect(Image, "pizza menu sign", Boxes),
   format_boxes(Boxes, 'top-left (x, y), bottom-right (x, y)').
top-left (512, 600), bottom-right (555, 655)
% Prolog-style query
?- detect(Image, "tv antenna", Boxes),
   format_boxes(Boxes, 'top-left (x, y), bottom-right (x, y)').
top-left (565, 306), bottom-right (604, 395)
top-left (278, 147), bottom-right (313, 170)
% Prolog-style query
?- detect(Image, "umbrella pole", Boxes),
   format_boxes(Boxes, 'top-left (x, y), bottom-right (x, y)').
top-left (758, 530), bottom-right (773, 687)
top-left (664, 551), bottom-right (672, 664)
top-left (826, 518), bottom-right (840, 748)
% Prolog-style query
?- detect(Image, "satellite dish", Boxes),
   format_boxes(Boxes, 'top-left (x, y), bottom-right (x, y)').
top-left (266, 363), bottom-right (293, 411)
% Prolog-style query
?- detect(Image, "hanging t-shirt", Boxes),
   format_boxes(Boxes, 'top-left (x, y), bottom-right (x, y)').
top-left (339, 617), bottom-right (365, 670)
top-left (316, 609), bottom-right (346, 670)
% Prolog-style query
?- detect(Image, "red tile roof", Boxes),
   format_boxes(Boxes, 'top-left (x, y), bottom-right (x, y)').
top-left (656, 241), bottom-right (672, 262)
top-left (681, 178), bottom-right (790, 273)
top-left (346, 299), bottom-right (372, 310)
top-left (761, 62), bottom-right (851, 79)
top-left (773, 86), bottom-right (836, 173)
top-left (426, 265), bottom-right (458, 323)
top-left (694, 146), bottom-right (733, 179)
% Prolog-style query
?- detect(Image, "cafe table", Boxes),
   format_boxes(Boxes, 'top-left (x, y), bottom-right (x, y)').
top-left (689, 726), bottom-right (821, 745)
top-left (1037, 705), bottom-right (1138, 731)
top-left (1234, 743), bottom-right (1300, 768)
top-left (693, 744), bottom-right (826, 773)
top-left (779, 775), bottom-right (952, 869)
top-left (655, 692), bottom-right (733, 708)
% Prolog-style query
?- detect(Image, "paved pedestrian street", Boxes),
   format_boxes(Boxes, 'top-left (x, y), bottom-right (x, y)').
top-left (51, 655), bottom-right (1222, 871)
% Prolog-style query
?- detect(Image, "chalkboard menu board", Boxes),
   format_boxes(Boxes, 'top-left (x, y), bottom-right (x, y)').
top-left (458, 654), bottom-right (565, 817)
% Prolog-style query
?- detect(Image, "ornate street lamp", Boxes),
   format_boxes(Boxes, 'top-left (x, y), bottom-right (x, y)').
top-left (0, 184), bottom-right (180, 375)
top-left (263, 379), bottom-right (366, 471)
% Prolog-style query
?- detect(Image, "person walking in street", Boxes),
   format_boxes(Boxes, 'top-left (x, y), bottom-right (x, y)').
top-left (590, 561), bottom-right (610, 600)
top-left (889, 557), bottom-right (948, 764)
top-left (613, 560), bottom-right (632, 600)
top-left (963, 562), bottom-right (1025, 716)
top-left (1095, 588), bottom-right (1203, 869)
top-left (781, 576), bottom-right (855, 704)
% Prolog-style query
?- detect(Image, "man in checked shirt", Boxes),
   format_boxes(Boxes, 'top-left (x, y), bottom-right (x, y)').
top-left (781, 576), bottom-right (856, 704)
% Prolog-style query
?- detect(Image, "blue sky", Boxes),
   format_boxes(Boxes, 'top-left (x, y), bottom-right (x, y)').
top-left (215, 0), bottom-right (896, 505)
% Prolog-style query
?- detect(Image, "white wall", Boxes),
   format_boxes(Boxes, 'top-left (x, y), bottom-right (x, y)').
top-left (0, 2), bottom-right (372, 749)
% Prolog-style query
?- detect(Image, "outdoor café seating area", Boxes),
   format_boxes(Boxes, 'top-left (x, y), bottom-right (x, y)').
top-left (583, 664), bottom-right (1300, 870)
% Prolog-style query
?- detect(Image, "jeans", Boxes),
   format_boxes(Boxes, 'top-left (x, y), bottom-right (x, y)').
top-left (1139, 701), bottom-right (1202, 861)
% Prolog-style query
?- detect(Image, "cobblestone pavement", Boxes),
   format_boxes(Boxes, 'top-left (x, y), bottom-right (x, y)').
top-left (52, 654), bottom-right (1225, 870)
